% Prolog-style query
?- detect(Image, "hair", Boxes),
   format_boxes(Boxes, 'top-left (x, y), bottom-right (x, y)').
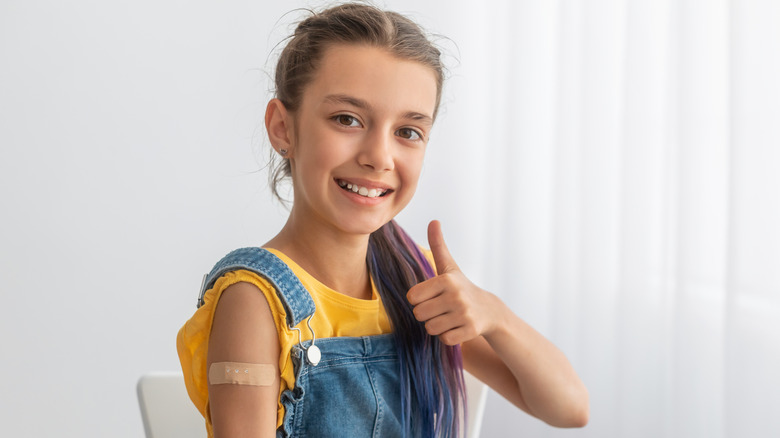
top-left (367, 220), bottom-right (466, 437)
top-left (268, 3), bottom-right (464, 437)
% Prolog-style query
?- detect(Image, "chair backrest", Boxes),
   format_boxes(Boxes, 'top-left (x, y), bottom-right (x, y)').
top-left (137, 370), bottom-right (487, 438)
top-left (464, 370), bottom-right (489, 438)
top-left (137, 372), bottom-right (206, 438)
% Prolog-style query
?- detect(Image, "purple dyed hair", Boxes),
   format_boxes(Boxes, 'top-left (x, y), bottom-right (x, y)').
top-left (368, 220), bottom-right (466, 437)
top-left (268, 4), bottom-right (466, 436)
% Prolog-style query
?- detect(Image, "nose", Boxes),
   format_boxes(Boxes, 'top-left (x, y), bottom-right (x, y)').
top-left (358, 129), bottom-right (394, 172)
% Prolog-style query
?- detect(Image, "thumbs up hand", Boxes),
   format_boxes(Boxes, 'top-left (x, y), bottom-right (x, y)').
top-left (406, 220), bottom-right (500, 346)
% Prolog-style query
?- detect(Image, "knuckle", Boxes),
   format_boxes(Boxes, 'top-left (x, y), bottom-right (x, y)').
top-left (443, 275), bottom-right (457, 288)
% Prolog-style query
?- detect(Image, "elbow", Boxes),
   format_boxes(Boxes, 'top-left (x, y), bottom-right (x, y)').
top-left (548, 402), bottom-right (588, 429)
top-left (562, 401), bottom-right (589, 428)
top-left (564, 390), bottom-right (590, 428)
top-left (548, 385), bottom-right (589, 428)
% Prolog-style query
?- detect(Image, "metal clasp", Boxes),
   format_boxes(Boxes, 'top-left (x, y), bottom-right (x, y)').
top-left (291, 314), bottom-right (320, 366)
top-left (197, 274), bottom-right (208, 308)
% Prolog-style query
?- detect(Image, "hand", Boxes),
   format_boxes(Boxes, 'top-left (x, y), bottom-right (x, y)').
top-left (406, 220), bottom-right (500, 345)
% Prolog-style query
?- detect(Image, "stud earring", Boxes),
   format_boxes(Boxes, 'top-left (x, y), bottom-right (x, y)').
top-left (279, 149), bottom-right (288, 156)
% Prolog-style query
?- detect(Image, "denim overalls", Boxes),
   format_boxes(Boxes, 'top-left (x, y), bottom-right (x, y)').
top-left (199, 247), bottom-right (404, 437)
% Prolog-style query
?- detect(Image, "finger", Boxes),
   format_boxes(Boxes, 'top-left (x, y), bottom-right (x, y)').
top-left (423, 313), bottom-right (461, 337)
top-left (439, 326), bottom-right (478, 346)
top-left (428, 220), bottom-right (459, 275)
top-left (406, 279), bottom-right (444, 306)
top-left (411, 294), bottom-right (452, 322)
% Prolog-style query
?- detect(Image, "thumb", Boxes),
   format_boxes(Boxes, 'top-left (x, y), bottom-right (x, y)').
top-left (428, 220), bottom-right (459, 275)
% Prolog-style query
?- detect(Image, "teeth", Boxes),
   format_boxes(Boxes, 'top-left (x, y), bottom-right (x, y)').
top-left (337, 179), bottom-right (387, 198)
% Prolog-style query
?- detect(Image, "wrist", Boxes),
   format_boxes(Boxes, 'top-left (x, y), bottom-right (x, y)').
top-left (480, 291), bottom-right (512, 338)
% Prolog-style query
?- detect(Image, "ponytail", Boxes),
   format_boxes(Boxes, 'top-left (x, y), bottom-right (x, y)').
top-left (367, 220), bottom-right (466, 438)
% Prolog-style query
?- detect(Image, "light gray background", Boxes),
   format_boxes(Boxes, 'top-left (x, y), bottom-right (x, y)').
top-left (0, 1), bottom-right (497, 436)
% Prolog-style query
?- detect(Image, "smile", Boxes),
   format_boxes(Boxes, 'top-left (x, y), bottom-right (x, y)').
top-left (336, 179), bottom-right (391, 198)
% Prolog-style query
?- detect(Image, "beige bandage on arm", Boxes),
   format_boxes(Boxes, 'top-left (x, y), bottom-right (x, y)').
top-left (208, 362), bottom-right (275, 386)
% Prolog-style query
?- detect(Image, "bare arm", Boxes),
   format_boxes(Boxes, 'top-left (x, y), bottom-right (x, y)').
top-left (460, 300), bottom-right (589, 427)
top-left (407, 221), bottom-right (589, 427)
top-left (208, 281), bottom-right (280, 438)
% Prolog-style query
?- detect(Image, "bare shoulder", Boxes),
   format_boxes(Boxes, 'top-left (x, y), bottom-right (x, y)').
top-left (209, 281), bottom-right (279, 361)
top-left (216, 281), bottom-right (274, 318)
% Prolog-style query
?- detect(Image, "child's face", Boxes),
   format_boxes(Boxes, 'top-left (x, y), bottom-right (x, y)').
top-left (287, 44), bottom-right (438, 237)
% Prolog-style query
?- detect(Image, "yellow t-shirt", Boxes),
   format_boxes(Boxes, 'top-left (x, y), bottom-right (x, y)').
top-left (176, 248), bottom-right (393, 435)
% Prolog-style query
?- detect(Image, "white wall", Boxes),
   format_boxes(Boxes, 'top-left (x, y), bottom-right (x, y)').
top-left (0, 1), bottom-right (492, 436)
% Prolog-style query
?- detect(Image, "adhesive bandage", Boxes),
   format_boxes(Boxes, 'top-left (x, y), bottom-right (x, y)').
top-left (208, 362), bottom-right (275, 386)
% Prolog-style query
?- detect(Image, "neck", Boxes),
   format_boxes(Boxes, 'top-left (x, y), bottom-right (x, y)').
top-left (265, 212), bottom-right (374, 300)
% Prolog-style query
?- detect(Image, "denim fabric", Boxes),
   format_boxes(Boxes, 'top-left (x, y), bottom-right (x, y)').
top-left (198, 247), bottom-right (316, 327)
top-left (201, 247), bottom-right (403, 437)
top-left (279, 335), bottom-right (402, 438)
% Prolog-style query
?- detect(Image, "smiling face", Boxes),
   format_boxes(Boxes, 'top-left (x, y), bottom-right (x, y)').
top-left (285, 44), bottom-right (438, 238)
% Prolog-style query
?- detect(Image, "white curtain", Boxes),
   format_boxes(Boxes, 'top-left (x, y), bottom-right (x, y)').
top-left (432, 0), bottom-right (780, 436)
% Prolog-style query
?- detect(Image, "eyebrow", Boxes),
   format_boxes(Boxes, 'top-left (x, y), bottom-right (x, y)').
top-left (324, 94), bottom-right (371, 110)
top-left (323, 93), bottom-right (433, 126)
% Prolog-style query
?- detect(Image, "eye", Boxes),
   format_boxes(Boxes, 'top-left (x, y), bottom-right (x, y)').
top-left (333, 114), bottom-right (361, 128)
top-left (396, 127), bottom-right (423, 141)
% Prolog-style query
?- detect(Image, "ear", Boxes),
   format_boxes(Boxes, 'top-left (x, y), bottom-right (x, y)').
top-left (265, 98), bottom-right (294, 157)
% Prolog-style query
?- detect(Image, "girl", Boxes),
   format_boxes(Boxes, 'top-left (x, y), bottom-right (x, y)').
top-left (178, 3), bottom-right (588, 437)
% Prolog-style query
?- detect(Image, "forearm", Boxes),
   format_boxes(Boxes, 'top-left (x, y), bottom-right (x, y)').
top-left (469, 294), bottom-right (589, 427)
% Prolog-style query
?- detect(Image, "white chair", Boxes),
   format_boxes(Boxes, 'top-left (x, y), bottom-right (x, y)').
top-left (137, 371), bottom-right (488, 438)
top-left (463, 370), bottom-right (489, 438)
top-left (137, 372), bottom-right (206, 438)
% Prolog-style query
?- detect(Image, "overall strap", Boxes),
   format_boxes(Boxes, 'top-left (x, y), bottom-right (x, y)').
top-left (197, 247), bottom-right (315, 329)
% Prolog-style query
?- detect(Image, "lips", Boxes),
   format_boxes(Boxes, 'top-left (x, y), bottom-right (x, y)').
top-left (336, 179), bottom-right (392, 198)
